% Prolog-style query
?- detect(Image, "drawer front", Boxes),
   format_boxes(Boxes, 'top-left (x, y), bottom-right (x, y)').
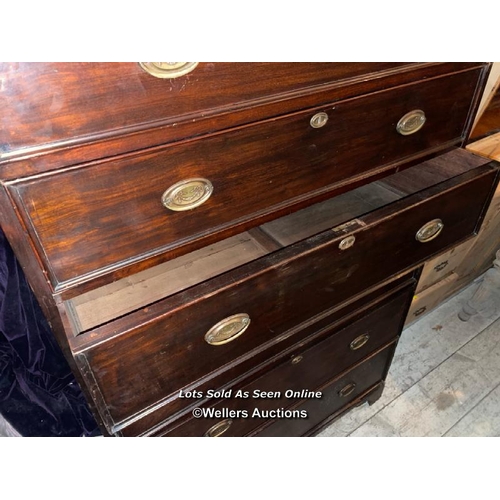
top-left (416, 238), bottom-right (475, 293)
top-left (161, 287), bottom-right (412, 437)
top-left (116, 273), bottom-right (416, 436)
top-left (76, 162), bottom-right (498, 432)
top-left (405, 272), bottom-right (459, 326)
top-left (10, 69), bottom-right (483, 286)
top-left (255, 343), bottom-right (395, 437)
top-left (0, 62), bottom-right (424, 156)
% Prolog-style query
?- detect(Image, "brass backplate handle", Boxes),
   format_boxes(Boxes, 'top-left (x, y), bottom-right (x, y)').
top-left (397, 109), bottom-right (426, 135)
top-left (310, 112), bottom-right (329, 128)
top-left (434, 260), bottom-right (449, 272)
top-left (339, 235), bottom-right (356, 250)
top-left (350, 334), bottom-right (370, 351)
top-left (339, 383), bottom-right (357, 398)
top-left (205, 419), bottom-right (232, 437)
top-left (414, 306), bottom-right (427, 317)
top-left (204, 313), bottom-right (251, 346)
top-left (162, 178), bottom-right (213, 212)
top-left (416, 219), bottom-right (444, 243)
top-left (139, 62), bottom-right (199, 79)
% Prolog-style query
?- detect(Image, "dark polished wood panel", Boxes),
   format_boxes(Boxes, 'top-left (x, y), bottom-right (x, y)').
top-left (117, 272), bottom-right (417, 436)
top-left (379, 148), bottom-right (491, 195)
top-left (0, 62), bottom-right (493, 438)
top-left (2, 63), bottom-right (477, 160)
top-left (0, 64), bottom-right (488, 180)
top-left (8, 70), bottom-right (484, 287)
top-left (160, 287), bottom-right (412, 437)
top-left (76, 163), bottom-right (497, 430)
top-left (255, 343), bottom-right (396, 437)
top-left (470, 86), bottom-right (500, 140)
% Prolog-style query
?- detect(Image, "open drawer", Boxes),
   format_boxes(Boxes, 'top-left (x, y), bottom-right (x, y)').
top-left (69, 149), bottom-right (498, 435)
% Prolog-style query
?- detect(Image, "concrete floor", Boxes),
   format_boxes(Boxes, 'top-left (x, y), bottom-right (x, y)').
top-left (319, 278), bottom-right (500, 437)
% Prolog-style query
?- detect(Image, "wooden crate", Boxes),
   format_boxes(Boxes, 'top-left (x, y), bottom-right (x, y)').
top-left (405, 273), bottom-right (459, 326)
top-left (416, 238), bottom-right (475, 293)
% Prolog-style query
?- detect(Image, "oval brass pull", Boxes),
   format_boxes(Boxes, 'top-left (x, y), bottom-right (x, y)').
top-left (414, 306), bottom-right (427, 317)
top-left (339, 235), bottom-right (356, 250)
top-left (339, 383), bottom-right (356, 398)
top-left (350, 334), bottom-right (370, 351)
top-left (434, 260), bottom-right (449, 272)
top-left (162, 178), bottom-right (213, 212)
top-left (310, 112), bottom-right (329, 128)
top-left (139, 62), bottom-right (199, 79)
top-left (204, 313), bottom-right (251, 346)
top-left (397, 109), bottom-right (426, 135)
top-left (291, 355), bottom-right (303, 365)
top-left (205, 419), bottom-right (232, 437)
top-left (416, 219), bottom-right (444, 243)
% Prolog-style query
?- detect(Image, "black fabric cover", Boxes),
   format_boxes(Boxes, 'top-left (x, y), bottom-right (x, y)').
top-left (0, 227), bottom-right (99, 436)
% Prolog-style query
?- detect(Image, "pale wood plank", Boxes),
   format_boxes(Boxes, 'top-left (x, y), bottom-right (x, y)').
top-left (467, 132), bottom-right (500, 162)
top-left (261, 183), bottom-right (400, 246)
top-left (444, 381), bottom-right (500, 437)
top-left (405, 272), bottom-right (459, 326)
top-left (350, 316), bottom-right (500, 437)
top-left (416, 239), bottom-right (475, 293)
top-left (67, 232), bottom-right (271, 333)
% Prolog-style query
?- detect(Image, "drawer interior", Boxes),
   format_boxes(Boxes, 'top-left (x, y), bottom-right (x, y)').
top-left (260, 149), bottom-right (490, 245)
top-left (64, 149), bottom-right (493, 336)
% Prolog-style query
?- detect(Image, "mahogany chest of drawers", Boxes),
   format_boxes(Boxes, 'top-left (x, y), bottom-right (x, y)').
top-left (0, 62), bottom-right (498, 436)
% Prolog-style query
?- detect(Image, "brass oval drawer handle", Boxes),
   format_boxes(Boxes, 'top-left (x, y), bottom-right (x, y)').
top-left (205, 313), bottom-right (251, 346)
top-left (139, 62), bottom-right (199, 79)
top-left (205, 419), bottom-right (232, 437)
top-left (291, 354), bottom-right (303, 365)
top-left (350, 334), bottom-right (370, 351)
top-left (339, 383), bottom-right (357, 398)
top-left (434, 260), bottom-right (449, 272)
top-left (310, 112), bottom-right (329, 128)
top-left (414, 306), bottom-right (427, 317)
top-left (397, 109), bottom-right (426, 135)
top-left (162, 178), bottom-right (213, 212)
top-left (416, 219), bottom-right (444, 243)
top-left (339, 235), bottom-right (356, 250)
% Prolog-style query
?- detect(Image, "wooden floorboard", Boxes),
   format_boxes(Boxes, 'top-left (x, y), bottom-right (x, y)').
top-left (319, 277), bottom-right (500, 437)
top-left (444, 381), bottom-right (500, 437)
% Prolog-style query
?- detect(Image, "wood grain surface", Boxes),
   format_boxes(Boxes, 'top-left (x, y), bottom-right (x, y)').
top-left (8, 70), bottom-right (484, 287)
top-left (75, 163), bottom-right (497, 431)
top-left (161, 287), bottom-right (413, 437)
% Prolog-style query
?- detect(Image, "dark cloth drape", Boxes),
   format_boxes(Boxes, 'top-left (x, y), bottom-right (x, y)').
top-left (0, 227), bottom-right (99, 436)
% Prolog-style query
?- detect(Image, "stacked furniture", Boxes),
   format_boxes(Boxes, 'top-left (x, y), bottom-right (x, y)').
top-left (0, 62), bottom-right (498, 436)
